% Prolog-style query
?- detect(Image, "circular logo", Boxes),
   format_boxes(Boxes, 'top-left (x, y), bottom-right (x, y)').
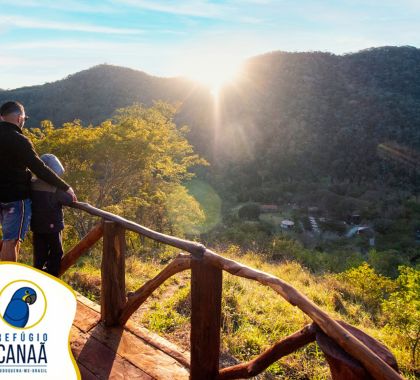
top-left (0, 280), bottom-right (47, 329)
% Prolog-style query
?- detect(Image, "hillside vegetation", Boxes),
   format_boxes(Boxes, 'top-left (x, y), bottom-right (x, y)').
top-left (9, 103), bottom-right (416, 379)
top-left (18, 242), bottom-right (418, 379)
top-left (2, 46), bottom-right (420, 188)
top-left (1, 65), bottom-right (195, 128)
top-left (2, 46), bottom-right (420, 378)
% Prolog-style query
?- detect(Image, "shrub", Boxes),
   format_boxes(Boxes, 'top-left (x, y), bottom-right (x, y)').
top-left (382, 266), bottom-right (420, 368)
top-left (336, 263), bottom-right (395, 317)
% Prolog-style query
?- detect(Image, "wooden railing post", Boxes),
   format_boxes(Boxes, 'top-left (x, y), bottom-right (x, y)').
top-left (190, 258), bottom-right (222, 380)
top-left (66, 202), bottom-right (402, 380)
top-left (101, 220), bottom-right (126, 326)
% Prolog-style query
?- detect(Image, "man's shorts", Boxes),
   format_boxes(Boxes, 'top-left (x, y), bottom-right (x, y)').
top-left (0, 199), bottom-right (32, 242)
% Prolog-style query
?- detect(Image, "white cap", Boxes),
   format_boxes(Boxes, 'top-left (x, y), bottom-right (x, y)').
top-left (40, 154), bottom-right (65, 177)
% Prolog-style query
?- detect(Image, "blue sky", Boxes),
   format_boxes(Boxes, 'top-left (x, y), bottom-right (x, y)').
top-left (1, 0), bottom-right (419, 89)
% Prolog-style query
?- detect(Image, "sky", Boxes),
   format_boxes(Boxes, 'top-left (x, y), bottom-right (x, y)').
top-left (0, 0), bottom-right (419, 89)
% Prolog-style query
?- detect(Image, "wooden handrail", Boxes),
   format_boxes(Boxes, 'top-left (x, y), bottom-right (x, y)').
top-left (70, 202), bottom-right (206, 257)
top-left (65, 201), bottom-right (403, 380)
top-left (202, 249), bottom-right (403, 380)
top-left (316, 320), bottom-right (399, 379)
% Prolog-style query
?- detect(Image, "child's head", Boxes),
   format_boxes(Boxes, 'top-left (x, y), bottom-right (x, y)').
top-left (40, 154), bottom-right (65, 177)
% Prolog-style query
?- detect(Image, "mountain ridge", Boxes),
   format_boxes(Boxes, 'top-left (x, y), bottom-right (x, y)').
top-left (1, 46), bottom-right (420, 187)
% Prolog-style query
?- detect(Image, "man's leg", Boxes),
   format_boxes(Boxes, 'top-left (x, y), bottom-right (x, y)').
top-left (0, 200), bottom-right (30, 262)
top-left (0, 239), bottom-right (19, 261)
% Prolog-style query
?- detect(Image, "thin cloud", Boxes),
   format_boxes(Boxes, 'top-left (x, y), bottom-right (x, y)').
top-left (112, 0), bottom-right (226, 17)
top-left (0, 15), bottom-right (144, 34)
top-left (230, 0), bottom-right (274, 5)
top-left (111, 0), bottom-right (264, 23)
top-left (4, 40), bottom-right (150, 51)
top-left (0, 55), bottom-right (26, 66)
top-left (0, 0), bottom-right (117, 14)
top-left (342, 0), bottom-right (420, 12)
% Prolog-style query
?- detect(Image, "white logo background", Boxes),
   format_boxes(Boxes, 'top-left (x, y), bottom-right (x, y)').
top-left (0, 263), bottom-right (79, 380)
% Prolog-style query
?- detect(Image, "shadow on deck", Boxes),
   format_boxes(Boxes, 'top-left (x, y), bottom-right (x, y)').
top-left (71, 294), bottom-right (190, 380)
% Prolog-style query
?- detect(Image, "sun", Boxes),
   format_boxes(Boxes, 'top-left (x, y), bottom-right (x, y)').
top-left (185, 58), bottom-right (242, 96)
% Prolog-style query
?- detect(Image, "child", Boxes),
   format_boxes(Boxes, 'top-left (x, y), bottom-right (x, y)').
top-left (31, 154), bottom-right (73, 277)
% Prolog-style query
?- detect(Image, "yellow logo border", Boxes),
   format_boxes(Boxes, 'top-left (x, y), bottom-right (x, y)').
top-left (0, 262), bottom-right (81, 380)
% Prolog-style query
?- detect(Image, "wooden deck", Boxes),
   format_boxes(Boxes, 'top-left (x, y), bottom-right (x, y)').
top-left (71, 294), bottom-right (190, 380)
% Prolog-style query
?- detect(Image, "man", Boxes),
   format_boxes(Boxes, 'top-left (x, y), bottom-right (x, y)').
top-left (0, 101), bottom-right (76, 262)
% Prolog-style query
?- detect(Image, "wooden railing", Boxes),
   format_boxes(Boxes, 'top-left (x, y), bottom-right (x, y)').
top-left (61, 201), bottom-right (404, 380)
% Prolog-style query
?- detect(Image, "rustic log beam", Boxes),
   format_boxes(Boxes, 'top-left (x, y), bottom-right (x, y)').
top-left (190, 258), bottom-right (223, 380)
top-left (203, 249), bottom-right (403, 380)
top-left (101, 221), bottom-right (127, 326)
top-left (217, 324), bottom-right (316, 380)
top-left (70, 202), bottom-right (206, 257)
top-left (67, 202), bottom-right (402, 379)
top-left (315, 321), bottom-right (399, 380)
top-left (59, 222), bottom-right (104, 276)
top-left (119, 253), bottom-right (192, 325)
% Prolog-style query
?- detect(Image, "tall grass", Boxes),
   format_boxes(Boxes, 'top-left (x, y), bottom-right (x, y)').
top-left (36, 242), bottom-right (418, 379)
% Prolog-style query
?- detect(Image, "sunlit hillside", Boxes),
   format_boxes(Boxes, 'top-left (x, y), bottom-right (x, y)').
top-left (2, 46), bottom-right (420, 188)
top-left (17, 243), bottom-right (417, 379)
top-left (2, 47), bottom-right (419, 379)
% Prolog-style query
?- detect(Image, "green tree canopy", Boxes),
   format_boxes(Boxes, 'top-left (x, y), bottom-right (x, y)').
top-left (27, 103), bottom-right (207, 239)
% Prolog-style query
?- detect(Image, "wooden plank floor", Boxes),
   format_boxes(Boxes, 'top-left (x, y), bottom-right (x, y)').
top-left (71, 294), bottom-right (190, 380)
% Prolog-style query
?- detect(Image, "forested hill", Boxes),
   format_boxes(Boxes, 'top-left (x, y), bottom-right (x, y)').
top-left (0, 64), bottom-right (196, 127)
top-left (1, 46), bottom-right (420, 187)
top-left (189, 45), bottom-right (420, 188)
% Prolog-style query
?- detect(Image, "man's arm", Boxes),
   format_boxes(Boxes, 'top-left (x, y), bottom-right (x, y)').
top-left (18, 134), bottom-right (70, 191)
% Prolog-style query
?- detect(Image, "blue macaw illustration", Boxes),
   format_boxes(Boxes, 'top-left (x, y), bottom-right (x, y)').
top-left (2, 287), bottom-right (37, 328)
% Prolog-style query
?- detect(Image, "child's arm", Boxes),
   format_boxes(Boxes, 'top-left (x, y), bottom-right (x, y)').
top-left (55, 189), bottom-right (74, 206)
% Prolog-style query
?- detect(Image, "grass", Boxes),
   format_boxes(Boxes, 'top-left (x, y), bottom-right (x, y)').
top-left (259, 213), bottom-right (287, 232)
top-left (56, 244), bottom-right (418, 379)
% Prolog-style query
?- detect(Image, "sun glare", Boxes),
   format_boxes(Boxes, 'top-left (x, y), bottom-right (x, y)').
top-left (186, 59), bottom-right (242, 96)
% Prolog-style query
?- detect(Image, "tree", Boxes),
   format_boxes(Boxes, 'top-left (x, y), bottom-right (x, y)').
top-left (337, 263), bottom-right (395, 316)
top-left (27, 103), bottom-right (207, 241)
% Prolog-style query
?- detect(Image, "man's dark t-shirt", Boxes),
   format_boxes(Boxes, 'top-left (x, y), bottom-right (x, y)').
top-left (0, 121), bottom-right (69, 202)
